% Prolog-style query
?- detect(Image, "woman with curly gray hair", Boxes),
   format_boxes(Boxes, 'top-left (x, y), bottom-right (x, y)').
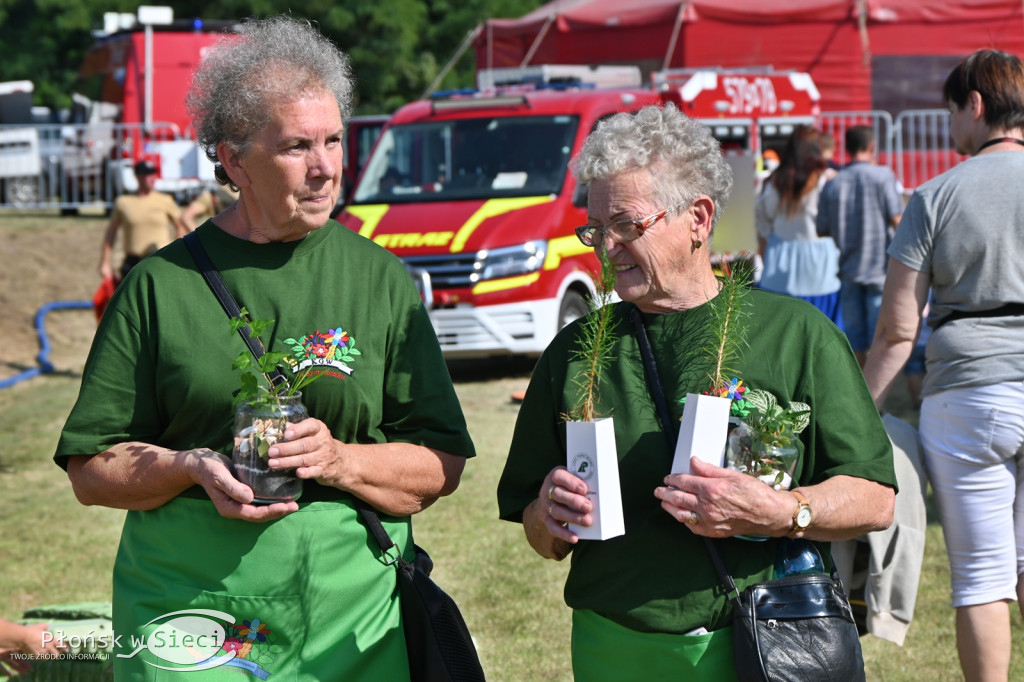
top-left (56, 15), bottom-right (475, 680)
top-left (498, 103), bottom-right (895, 679)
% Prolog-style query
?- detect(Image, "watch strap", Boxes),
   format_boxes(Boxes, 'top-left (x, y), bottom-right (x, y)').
top-left (788, 489), bottom-right (811, 536)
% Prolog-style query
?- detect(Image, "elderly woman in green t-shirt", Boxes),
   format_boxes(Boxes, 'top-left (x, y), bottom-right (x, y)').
top-left (55, 16), bottom-right (474, 681)
top-left (497, 103), bottom-right (895, 680)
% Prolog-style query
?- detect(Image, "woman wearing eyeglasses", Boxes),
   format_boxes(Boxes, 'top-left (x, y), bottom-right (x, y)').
top-left (497, 103), bottom-right (896, 680)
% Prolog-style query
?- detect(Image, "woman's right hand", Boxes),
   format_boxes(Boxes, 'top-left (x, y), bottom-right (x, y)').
top-left (187, 449), bottom-right (298, 522)
top-left (522, 466), bottom-right (592, 561)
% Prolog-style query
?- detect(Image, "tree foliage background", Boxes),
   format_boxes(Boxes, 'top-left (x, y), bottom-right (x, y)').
top-left (0, 0), bottom-right (543, 115)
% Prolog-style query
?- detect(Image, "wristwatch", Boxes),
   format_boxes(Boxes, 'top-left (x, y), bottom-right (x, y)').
top-left (788, 489), bottom-right (812, 536)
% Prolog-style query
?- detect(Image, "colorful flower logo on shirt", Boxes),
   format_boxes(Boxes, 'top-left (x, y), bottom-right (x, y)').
top-left (284, 325), bottom-right (361, 379)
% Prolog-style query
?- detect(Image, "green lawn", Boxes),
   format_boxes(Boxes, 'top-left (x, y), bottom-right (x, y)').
top-left (1, 358), bottom-right (1021, 680)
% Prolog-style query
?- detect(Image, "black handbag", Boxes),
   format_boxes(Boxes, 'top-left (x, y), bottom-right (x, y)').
top-left (354, 499), bottom-right (487, 682)
top-left (706, 543), bottom-right (866, 682)
top-left (631, 305), bottom-right (865, 682)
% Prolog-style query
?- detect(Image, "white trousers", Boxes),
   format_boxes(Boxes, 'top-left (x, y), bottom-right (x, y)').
top-left (920, 380), bottom-right (1024, 608)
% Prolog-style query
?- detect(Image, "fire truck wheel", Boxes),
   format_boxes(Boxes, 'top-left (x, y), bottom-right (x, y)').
top-left (557, 289), bottom-right (588, 330)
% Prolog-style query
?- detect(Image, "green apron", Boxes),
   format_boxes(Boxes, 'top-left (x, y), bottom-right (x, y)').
top-left (571, 609), bottom-right (739, 681)
top-left (111, 496), bottom-right (412, 681)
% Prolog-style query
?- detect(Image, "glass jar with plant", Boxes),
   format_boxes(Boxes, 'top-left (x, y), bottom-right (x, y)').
top-left (724, 389), bottom-right (810, 491)
top-left (230, 309), bottom-right (323, 504)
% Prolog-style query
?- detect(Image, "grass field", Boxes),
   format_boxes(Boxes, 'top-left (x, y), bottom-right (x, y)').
top-left (0, 214), bottom-right (1021, 680)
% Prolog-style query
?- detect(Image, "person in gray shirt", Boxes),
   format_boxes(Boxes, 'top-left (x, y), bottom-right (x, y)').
top-left (817, 125), bottom-right (904, 365)
top-left (864, 48), bottom-right (1024, 682)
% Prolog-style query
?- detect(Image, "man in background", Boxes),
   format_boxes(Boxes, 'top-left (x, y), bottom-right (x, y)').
top-left (817, 125), bottom-right (904, 365)
top-left (99, 159), bottom-right (189, 282)
top-left (181, 182), bottom-right (239, 231)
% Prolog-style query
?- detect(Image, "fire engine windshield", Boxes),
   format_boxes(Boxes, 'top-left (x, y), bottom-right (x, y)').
top-left (352, 114), bottom-right (578, 203)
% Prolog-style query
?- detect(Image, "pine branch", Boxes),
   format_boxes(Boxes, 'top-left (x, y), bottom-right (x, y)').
top-left (703, 259), bottom-right (754, 391)
top-left (568, 247), bottom-right (619, 422)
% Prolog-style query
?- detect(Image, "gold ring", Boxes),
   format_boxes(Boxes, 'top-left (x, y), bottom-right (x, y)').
top-left (548, 504), bottom-right (555, 517)
top-left (687, 513), bottom-right (699, 526)
top-left (548, 484), bottom-right (556, 500)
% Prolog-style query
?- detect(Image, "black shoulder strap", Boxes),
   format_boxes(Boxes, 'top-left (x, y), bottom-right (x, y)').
top-left (183, 231), bottom-right (286, 387)
top-left (352, 497), bottom-right (397, 550)
top-left (628, 305), bottom-right (676, 441)
top-left (629, 304), bottom-right (739, 597)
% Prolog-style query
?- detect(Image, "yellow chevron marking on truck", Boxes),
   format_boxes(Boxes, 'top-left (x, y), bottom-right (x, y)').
top-left (545, 234), bottom-right (593, 270)
top-left (450, 196), bottom-right (555, 253)
top-left (472, 272), bottom-right (541, 295)
top-left (345, 204), bottom-right (390, 239)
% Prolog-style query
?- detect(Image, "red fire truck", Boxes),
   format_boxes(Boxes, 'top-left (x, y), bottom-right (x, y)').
top-left (336, 66), bottom-right (820, 358)
top-left (63, 20), bottom-right (237, 205)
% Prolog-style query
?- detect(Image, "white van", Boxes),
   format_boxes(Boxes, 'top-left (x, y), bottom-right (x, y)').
top-left (0, 81), bottom-right (43, 206)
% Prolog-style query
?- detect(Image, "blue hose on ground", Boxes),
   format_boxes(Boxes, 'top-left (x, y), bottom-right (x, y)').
top-left (0, 300), bottom-right (93, 390)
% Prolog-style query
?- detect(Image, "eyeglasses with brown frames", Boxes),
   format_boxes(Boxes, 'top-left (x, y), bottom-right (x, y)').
top-left (574, 201), bottom-right (688, 247)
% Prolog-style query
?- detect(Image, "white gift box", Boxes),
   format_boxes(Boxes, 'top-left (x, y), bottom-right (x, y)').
top-left (671, 393), bottom-right (731, 474)
top-left (565, 418), bottom-right (624, 540)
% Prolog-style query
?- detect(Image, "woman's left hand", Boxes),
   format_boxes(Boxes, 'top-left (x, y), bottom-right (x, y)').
top-left (264, 417), bottom-right (465, 516)
top-left (654, 457), bottom-right (791, 537)
top-left (265, 417), bottom-right (346, 486)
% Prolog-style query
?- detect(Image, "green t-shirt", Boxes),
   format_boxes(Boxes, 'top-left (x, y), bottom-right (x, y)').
top-left (56, 220), bottom-right (474, 470)
top-left (498, 290), bottom-right (895, 634)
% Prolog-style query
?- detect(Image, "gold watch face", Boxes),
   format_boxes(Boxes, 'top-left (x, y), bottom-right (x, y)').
top-left (796, 507), bottom-right (813, 528)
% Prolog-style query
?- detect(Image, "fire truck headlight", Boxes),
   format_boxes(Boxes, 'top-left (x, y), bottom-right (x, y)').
top-left (478, 240), bottom-right (547, 280)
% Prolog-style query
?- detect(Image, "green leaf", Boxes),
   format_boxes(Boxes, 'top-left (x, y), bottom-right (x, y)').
top-left (788, 401), bottom-right (812, 433)
top-left (348, 348), bottom-right (362, 356)
top-left (257, 438), bottom-right (270, 459)
top-left (250, 319), bottom-right (274, 337)
top-left (744, 389), bottom-right (772, 413)
top-left (232, 353), bottom-right (252, 371)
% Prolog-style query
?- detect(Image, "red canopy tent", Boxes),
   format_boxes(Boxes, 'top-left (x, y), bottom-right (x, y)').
top-left (474, 0), bottom-right (1024, 113)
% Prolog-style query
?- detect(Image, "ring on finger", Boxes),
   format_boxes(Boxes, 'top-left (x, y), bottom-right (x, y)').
top-left (548, 484), bottom-right (556, 500)
top-left (548, 503), bottom-right (555, 517)
top-left (687, 512), bottom-right (699, 526)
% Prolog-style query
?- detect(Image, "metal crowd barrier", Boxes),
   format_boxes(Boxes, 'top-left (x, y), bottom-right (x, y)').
top-left (0, 121), bottom-right (198, 213)
top-left (820, 109), bottom-right (965, 193)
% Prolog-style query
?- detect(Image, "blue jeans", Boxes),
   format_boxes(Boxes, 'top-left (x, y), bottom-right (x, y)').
top-left (839, 279), bottom-right (883, 352)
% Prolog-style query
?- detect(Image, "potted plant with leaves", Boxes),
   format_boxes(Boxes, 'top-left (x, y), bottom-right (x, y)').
top-left (230, 310), bottom-right (323, 504)
top-left (724, 389), bottom-right (809, 491)
top-left (564, 247), bottom-right (624, 540)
